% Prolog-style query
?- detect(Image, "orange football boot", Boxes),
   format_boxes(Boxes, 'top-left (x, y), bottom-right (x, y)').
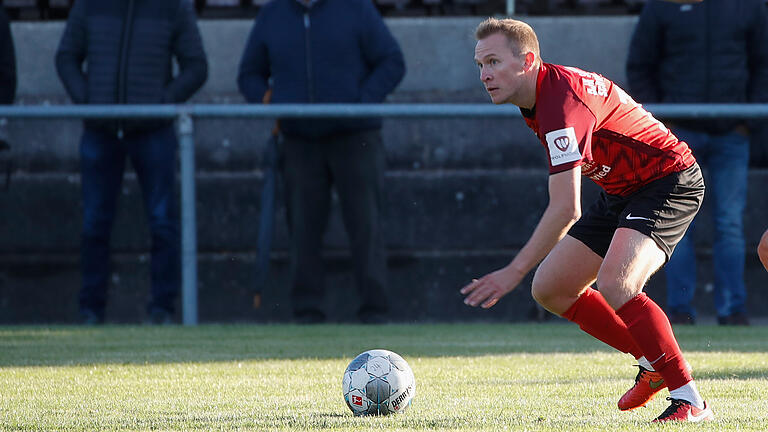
top-left (617, 366), bottom-right (666, 411)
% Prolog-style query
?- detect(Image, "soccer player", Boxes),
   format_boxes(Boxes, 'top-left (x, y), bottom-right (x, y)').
top-left (460, 18), bottom-right (712, 422)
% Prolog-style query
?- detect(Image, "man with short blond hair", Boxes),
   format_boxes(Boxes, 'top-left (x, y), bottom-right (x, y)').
top-left (461, 17), bottom-right (711, 422)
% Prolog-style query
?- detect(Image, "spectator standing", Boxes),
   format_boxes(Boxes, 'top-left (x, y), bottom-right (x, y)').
top-left (0, 6), bottom-right (15, 158)
top-left (627, 0), bottom-right (768, 326)
top-left (238, 0), bottom-right (405, 324)
top-left (56, 0), bottom-right (208, 324)
top-left (0, 6), bottom-right (14, 106)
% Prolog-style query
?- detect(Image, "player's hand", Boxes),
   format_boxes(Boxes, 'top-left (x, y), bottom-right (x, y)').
top-left (460, 265), bottom-right (524, 309)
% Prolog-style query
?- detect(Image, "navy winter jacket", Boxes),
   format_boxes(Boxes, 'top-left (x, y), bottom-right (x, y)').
top-left (626, 0), bottom-right (768, 134)
top-left (56, 0), bottom-right (208, 135)
top-left (0, 7), bottom-right (15, 105)
top-left (238, 0), bottom-right (405, 139)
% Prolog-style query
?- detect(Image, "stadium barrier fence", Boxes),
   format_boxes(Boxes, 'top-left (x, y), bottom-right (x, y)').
top-left (0, 102), bottom-right (766, 325)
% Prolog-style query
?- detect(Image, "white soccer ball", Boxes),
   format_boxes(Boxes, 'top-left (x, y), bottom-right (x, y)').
top-left (341, 349), bottom-right (416, 416)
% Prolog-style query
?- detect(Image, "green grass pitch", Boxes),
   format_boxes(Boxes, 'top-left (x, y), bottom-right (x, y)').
top-left (1, 323), bottom-right (767, 431)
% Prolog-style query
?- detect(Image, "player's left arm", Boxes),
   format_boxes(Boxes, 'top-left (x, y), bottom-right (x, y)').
top-left (461, 166), bottom-right (582, 308)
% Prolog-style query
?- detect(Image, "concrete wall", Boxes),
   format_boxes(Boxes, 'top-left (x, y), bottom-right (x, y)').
top-left (14, 17), bottom-right (636, 100)
top-left (2, 17), bottom-right (767, 324)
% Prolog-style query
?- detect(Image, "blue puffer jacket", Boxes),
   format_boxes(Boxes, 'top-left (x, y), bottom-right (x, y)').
top-left (626, 0), bottom-right (768, 134)
top-left (56, 0), bottom-right (208, 135)
top-left (238, 0), bottom-right (405, 139)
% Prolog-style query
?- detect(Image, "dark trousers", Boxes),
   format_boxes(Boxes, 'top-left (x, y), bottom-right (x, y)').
top-left (78, 126), bottom-right (180, 319)
top-left (282, 129), bottom-right (387, 319)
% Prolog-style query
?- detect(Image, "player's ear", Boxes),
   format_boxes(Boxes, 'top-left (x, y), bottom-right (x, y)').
top-left (523, 52), bottom-right (536, 71)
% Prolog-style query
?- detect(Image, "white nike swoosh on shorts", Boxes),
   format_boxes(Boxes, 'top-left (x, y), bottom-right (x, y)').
top-left (625, 213), bottom-right (654, 222)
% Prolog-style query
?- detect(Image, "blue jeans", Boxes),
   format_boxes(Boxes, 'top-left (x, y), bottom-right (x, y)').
top-left (79, 126), bottom-right (180, 319)
top-left (664, 126), bottom-right (749, 319)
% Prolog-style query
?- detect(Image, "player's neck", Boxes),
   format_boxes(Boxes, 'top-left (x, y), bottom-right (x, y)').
top-left (516, 64), bottom-right (539, 110)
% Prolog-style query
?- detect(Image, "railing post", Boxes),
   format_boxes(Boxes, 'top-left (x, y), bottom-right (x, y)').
top-left (177, 112), bottom-right (198, 326)
top-left (506, 0), bottom-right (515, 15)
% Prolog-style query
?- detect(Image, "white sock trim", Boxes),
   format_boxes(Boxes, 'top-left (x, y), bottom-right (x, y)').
top-left (669, 381), bottom-right (705, 410)
top-left (637, 356), bottom-right (654, 371)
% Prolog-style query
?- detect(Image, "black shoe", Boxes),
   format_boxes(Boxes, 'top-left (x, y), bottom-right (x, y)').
top-left (719, 312), bottom-right (750, 326)
top-left (358, 312), bottom-right (388, 325)
top-left (79, 309), bottom-right (104, 325)
top-left (668, 312), bottom-right (695, 325)
top-left (146, 308), bottom-right (174, 325)
top-left (357, 306), bottom-right (389, 325)
top-left (294, 309), bottom-right (326, 324)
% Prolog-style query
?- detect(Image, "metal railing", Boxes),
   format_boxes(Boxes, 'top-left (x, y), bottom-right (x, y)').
top-left (1, 102), bottom-right (765, 325)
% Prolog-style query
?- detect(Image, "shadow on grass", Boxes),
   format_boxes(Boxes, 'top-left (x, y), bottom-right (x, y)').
top-left (0, 323), bottom-right (767, 367)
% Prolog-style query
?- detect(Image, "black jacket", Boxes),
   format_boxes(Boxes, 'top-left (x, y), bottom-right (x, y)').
top-left (56, 0), bottom-right (208, 135)
top-left (626, 0), bottom-right (768, 134)
top-left (0, 7), bottom-right (16, 105)
top-left (237, 0), bottom-right (405, 139)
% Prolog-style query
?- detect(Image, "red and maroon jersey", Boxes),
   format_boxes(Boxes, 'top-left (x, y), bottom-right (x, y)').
top-left (521, 63), bottom-right (696, 196)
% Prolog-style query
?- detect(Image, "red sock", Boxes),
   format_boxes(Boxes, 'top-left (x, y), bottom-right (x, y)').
top-left (615, 293), bottom-right (692, 390)
top-left (561, 287), bottom-right (643, 359)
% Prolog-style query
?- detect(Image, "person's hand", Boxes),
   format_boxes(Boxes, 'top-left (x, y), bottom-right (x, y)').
top-left (460, 265), bottom-right (525, 309)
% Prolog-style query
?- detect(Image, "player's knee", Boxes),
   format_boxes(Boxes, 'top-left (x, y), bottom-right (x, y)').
top-left (531, 270), bottom-right (558, 308)
top-left (596, 278), bottom-right (643, 310)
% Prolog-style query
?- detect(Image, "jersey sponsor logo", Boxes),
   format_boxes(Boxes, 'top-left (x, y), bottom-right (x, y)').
top-left (554, 136), bottom-right (570, 152)
top-left (563, 66), bottom-right (608, 97)
top-left (591, 164), bottom-right (611, 181)
top-left (583, 77), bottom-right (608, 97)
top-left (583, 161), bottom-right (612, 181)
top-left (546, 127), bottom-right (581, 166)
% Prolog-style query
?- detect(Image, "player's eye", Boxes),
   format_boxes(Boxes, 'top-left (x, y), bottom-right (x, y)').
top-left (490, 59), bottom-right (499, 65)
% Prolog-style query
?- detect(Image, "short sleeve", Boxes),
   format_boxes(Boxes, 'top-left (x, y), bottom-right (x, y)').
top-left (537, 90), bottom-right (597, 174)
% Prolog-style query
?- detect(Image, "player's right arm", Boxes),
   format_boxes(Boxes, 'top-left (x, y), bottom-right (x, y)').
top-left (460, 166), bottom-right (582, 308)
